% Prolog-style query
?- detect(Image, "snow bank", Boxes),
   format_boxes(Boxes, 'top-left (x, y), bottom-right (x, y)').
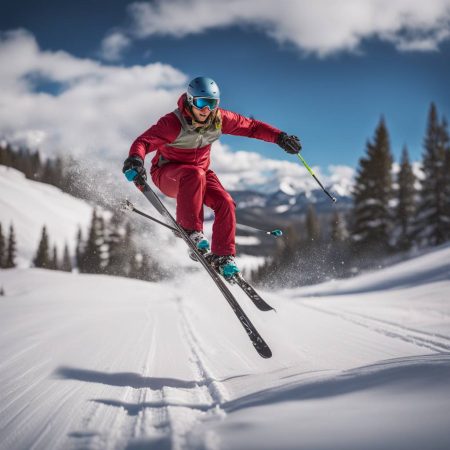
top-left (0, 166), bottom-right (93, 266)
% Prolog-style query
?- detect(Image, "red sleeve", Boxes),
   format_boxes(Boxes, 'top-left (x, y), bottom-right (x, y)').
top-left (129, 112), bottom-right (181, 160)
top-left (221, 109), bottom-right (281, 143)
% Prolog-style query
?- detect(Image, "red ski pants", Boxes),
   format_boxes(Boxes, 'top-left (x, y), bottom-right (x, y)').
top-left (151, 164), bottom-right (236, 256)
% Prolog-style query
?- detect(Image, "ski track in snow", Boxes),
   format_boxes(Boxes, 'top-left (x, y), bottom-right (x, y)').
top-left (2, 160), bottom-right (450, 450)
top-left (56, 294), bottom-right (228, 450)
top-left (300, 302), bottom-right (450, 353)
top-left (1, 248), bottom-right (450, 450)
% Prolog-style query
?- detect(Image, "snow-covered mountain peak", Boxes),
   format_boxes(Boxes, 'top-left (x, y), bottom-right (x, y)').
top-left (279, 180), bottom-right (297, 196)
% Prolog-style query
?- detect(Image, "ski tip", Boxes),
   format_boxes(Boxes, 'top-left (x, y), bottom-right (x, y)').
top-left (260, 304), bottom-right (275, 312)
top-left (257, 346), bottom-right (272, 359)
top-left (255, 340), bottom-right (272, 358)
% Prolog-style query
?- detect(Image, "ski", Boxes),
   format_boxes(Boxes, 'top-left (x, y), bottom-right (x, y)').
top-left (232, 274), bottom-right (275, 312)
top-left (123, 201), bottom-right (275, 312)
top-left (132, 180), bottom-right (272, 359)
top-left (123, 200), bottom-right (275, 312)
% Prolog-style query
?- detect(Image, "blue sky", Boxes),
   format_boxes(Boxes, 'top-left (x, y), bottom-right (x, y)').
top-left (1, 0), bottom-right (450, 174)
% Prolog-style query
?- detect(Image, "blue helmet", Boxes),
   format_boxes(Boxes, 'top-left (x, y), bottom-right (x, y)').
top-left (186, 77), bottom-right (220, 110)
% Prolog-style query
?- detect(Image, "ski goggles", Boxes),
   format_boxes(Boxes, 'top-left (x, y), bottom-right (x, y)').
top-left (192, 97), bottom-right (219, 111)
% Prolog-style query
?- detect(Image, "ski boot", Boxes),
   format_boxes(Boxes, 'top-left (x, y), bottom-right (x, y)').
top-left (186, 230), bottom-right (210, 261)
top-left (208, 254), bottom-right (240, 281)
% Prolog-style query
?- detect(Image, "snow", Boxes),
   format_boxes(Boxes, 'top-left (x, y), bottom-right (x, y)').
top-left (1, 242), bottom-right (450, 449)
top-left (279, 181), bottom-right (296, 196)
top-left (0, 166), bottom-right (93, 266)
top-left (1, 164), bottom-right (450, 449)
top-left (274, 204), bottom-right (290, 213)
top-left (234, 235), bottom-right (261, 246)
top-left (235, 254), bottom-right (265, 273)
top-left (0, 167), bottom-right (263, 275)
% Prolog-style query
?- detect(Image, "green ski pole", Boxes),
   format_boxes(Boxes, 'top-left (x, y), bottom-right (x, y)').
top-left (296, 153), bottom-right (337, 203)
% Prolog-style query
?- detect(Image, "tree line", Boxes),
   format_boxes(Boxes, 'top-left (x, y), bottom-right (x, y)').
top-left (31, 209), bottom-right (165, 281)
top-left (0, 143), bottom-right (104, 203)
top-left (0, 144), bottom-right (166, 282)
top-left (0, 223), bottom-right (17, 269)
top-left (252, 102), bottom-right (450, 288)
top-left (1, 212), bottom-right (165, 282)
top-left (0, 145), bottom-right (66, 191)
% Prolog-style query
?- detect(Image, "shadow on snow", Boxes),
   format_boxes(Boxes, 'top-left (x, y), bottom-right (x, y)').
top-left (224, 353), bottom-right (450, 412)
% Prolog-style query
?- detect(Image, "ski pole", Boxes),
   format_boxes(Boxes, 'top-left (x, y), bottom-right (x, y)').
top-left (126, 173), bottom-right (285, 236)
top-left (237, 222), bottom-right (283, 237)
top-left (120, 200), bottom-right (178, 233)
top-left (296, 153), bottom-right (337, 203)
top-left (123, 201), bottom-right (283, 237)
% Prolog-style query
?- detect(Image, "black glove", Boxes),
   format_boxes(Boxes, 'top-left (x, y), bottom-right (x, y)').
top-left (277, 132), bottom-right (302, 154)
top-left (122, 156), bottom-right (147, 186)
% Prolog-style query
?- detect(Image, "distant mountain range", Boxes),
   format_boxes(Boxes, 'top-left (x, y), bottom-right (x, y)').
top-left (215, 163), bottom-right (355, 222)
top-left (220, 183), bottom-right (353, 256)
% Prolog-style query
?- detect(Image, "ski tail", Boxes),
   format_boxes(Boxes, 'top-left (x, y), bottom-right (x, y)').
top-left (233, 273), bottom-right (275, 312)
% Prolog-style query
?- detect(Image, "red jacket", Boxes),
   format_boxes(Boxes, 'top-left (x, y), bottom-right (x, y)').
top-left (129, 94), bottom-right (281, 171)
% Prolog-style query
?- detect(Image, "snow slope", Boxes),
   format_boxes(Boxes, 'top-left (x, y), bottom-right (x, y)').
top-left (0, 166), bottom-right (263, 273)
top-left (0, 166), bottom-right (93, 266)
top-left (1, 244), bottom-right (449, 450)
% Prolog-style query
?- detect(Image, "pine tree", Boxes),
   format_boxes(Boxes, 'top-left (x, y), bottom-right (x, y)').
top-left (41, 159), bottom-right (55, 185)
top-left (0, 145), bottom-right (5, 166)
top-left (396, 146), bottom-right (417, 250)
top-left (415, 104), bottom-right (450, 246)
top-left (351, 118), bottom-right (394, 256)
top-left (52, 157), bottom-right (65, 189)
top-left (79, 209), bottom-right (103, 274)
top-left (445, 118), bottom-right (450, 226)
top-left (0, 143), bottom-right (13, 167)
top-left (21, 149), bottom-right (35, 179)
top-left (49, 245), bottom-right (59, 270)
top-left (5, 224), bottom-right (17, 268)
top-left (0, 223), bottom-right (5, 268)
top-left (440, 117), bottom-right (450, 240)
top-left (34, 226), bottom-right (50, 268)
top-left (75, 227), bottom-right (84, 271)
top-left (30, 150), bottom-right (43, 180)
top-left (105, 219), bottom-right (126, 277)
top-left (331, 211), bottom-right (349, 243)
top-left (61, 243), bottom-right (72, 272)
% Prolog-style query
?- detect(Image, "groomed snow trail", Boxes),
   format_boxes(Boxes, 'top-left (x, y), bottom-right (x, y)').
top-left (1, 245), bottom-right (450, 450)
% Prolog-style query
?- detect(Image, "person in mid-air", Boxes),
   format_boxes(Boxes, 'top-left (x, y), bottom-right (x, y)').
top-left (123, 76), bottom-right (301, 279)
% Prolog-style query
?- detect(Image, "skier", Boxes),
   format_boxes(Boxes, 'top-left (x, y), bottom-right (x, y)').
top-left (123, 76), bottom-right (301, 279)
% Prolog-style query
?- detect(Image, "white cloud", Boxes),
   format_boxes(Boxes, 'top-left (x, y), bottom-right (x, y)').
top-left (0, 29), bottom-right (353, 195)
top-left (99, 31), bottom-right (131, 61)
top-left (210, 141), bottom-right (352, 195)
top-left (0, 29), bottom-right (187, 161)
top-left (124, 0), bottom-right (450, 56)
